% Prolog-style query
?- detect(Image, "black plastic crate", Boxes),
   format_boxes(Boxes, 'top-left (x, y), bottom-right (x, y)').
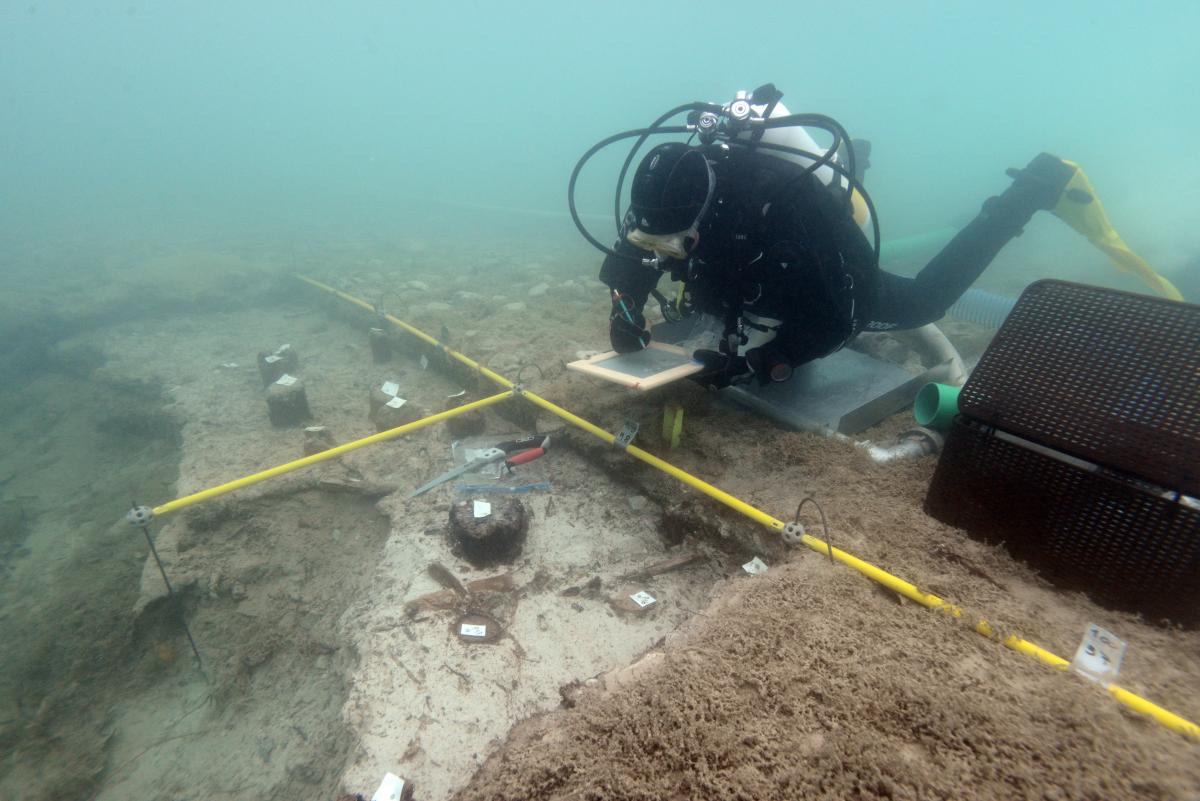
top-left (926, 419), bottom-right (1200, 621)
top-left (925, 280), bottom-right (1200, 623)
top-left (958, 280), bottom-right (1200, 495)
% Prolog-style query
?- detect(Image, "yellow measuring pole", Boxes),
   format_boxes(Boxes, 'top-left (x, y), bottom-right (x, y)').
top-left (298, 275), bottom-right (1200, 741)
top-left (299, 276), bottom-right (514, 390)
top-left (152, 391), bottom-right (513, 518)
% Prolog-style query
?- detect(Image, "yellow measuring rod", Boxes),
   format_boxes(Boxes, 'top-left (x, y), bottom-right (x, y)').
top-left (151, 391), bottom-right (513, 518)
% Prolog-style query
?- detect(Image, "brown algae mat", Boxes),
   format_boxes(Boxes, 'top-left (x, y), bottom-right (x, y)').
top-left (456, 557), bottom-right (1200, 801)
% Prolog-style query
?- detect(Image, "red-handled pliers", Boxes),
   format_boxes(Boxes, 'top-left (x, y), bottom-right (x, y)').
top-left (409, 436), bottom-right (549, 498)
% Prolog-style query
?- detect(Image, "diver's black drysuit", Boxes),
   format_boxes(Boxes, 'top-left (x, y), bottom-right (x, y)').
top-left (600, 145), bottom-right (1060, 382)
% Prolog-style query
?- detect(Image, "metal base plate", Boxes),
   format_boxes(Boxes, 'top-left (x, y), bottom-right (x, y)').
top-left (725, 349), bottom-right (932, 436)
top-left (652, 318), bottom-right (933, 436)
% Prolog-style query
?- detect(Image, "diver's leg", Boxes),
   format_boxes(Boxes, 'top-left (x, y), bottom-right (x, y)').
top-left (874, 210), bottom-right (1027, 328)
top-left (865, 153), bottom-right (1076, 330)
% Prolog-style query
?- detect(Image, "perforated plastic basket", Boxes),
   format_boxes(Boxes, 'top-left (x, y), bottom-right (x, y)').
top-left (926, 419), bottom-right (1200, 621)
top-left (926, 280), bottom-right (1200, 622)
top-left (958, 280), bottom-right (1200, 495)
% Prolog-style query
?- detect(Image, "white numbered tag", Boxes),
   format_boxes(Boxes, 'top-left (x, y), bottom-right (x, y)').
top-left (264, 354), bottom-right (282, 364)
top-left (275, 374), bottom-right (297, 386)
top-left (473, 500), bottom-right (491, 518)
top-left (1071, 623), bottom-right (1126, 686)
top-left (419, 354), bottom-right (429, 370)
top-left (629, 591), bottom-right (657, 608)
top-left (742, 557), bottom-right (768, 575)
top-left (381, 380), bottom-right (400, 396)
top-left (460, 623), bottom-right (487, 638)
top-left (385, 396), bottom-right (407, 409)
top-left (371, 771), bottom-right (407, 801)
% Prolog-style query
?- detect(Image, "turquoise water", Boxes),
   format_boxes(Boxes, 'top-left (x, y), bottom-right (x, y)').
top-left (2, 1), bottom-right (1197, 288)
top-left (1, 3), bottom-right (1198, 800)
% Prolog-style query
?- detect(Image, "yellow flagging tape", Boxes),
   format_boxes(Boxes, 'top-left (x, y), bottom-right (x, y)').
top-left (151, 391), bottom-right (513, 517)
top-left (298, 275), bottom-right (1200, 741)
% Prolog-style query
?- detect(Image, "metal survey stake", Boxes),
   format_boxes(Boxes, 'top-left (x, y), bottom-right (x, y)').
top-left (127, 504), bottom-right (204, 671)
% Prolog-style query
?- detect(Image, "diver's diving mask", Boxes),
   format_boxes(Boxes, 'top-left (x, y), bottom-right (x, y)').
top-left (624, 142), bottom-right (716, 267)
top-left (626, 227), bottom-right (698, 262)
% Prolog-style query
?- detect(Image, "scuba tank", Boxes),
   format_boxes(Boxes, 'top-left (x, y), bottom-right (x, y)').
top-left (739, 98), bottom-right (871, 229)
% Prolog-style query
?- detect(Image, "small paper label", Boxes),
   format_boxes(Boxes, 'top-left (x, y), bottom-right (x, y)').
top-left (264, 355), bottom-right (282, 364)
top-left (275, 374), bottom-right (298, 386)
top-left (277, 344), bottom-right (292, 353)
top-left (1071, 624), bottom-right (1126, 685)
top-left (385, 396), bottom-right (406, 409)
top-left (381, 380), bottom-right (400, 396)
top-left (629, 591), bottom-right (656, 608)
top-left (371, 771), bottom-right (406, 801)
top-left (742, 557), bottom-right (769, 575)
top-left (473, 500), bottom-right (492, 518)
top-left (419, 354), bottom-right (429, 370)
top-left (460, 623), bottom-right (487, 638)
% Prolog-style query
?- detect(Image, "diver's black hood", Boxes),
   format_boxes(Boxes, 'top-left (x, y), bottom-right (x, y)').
top-left (629, 142), bottom-right (713, 235)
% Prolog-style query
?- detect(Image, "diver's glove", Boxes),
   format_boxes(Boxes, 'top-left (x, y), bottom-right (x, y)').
top-left (996, 153), bottom-right (1079, 218)
top-left (692, 350), bottom-right (752, 389)
top-left (609, 293), bottom-right (650, 353)
top-left (747, 345), bottom-right (795, 383)
top-left (693, 346), bottom-right (795, 389)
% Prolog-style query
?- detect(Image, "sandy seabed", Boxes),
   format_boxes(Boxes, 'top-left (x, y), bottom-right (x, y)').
top-left (1, 238), bottom-right (1197, 801)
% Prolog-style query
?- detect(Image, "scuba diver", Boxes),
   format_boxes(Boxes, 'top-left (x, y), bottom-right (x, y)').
top-left (568, 83), bottom-right (1082, 388)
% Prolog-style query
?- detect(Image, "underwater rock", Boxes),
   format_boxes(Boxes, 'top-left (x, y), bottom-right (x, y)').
top-left (257, 344), bottom-right (299, 386)
top-left (368, 381), bottom-right (406, 418)
top-left (369, 327), bottom-right (392, 363)
top-left (448, 497), bottom-right (529, 567)
top-left (302, 425), bottom-right (336, 456)
top-left (443, 393), bottom-right (486, 438)
top-left (370, 392), bottom-right (422, 432)
top-left (528, 283), bottom-right (549, 298)
top-left (266, 375), bottom-right (312, 427)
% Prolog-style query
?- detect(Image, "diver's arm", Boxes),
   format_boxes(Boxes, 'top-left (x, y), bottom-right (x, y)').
top-left (599, 237), bottom-right (663, 352)
top-left (598, 238), bottom-right (662, 309)
top-left (737, 315), bottom-right (847, 384)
